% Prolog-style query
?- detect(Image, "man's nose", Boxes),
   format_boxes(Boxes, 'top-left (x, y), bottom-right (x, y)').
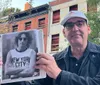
top-left (21, 39), bottom-right (24, 42)
top-left (72, 24), bottom-right (79, 31)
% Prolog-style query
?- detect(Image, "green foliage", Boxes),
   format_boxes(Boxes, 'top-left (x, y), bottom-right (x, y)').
top-left (0, 7), bottom-right (21, 17)
top-left (87, 0), bottom-right (100, 6)
top-left (1, 7), bottom-right (21, 17)
top-left (86, 0), bottom-right (100, 45)
top-left (86, 11), bottom-right (100, 45)
top-left (0, 0), bottom-right (12, 17)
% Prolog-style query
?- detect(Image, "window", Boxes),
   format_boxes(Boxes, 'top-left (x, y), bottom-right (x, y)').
top-left (51, 34), bottom-right (59, 51)
top-left (38, 18), bottom-right (45, 27)
top-left (25, 21), bottom-right (31, 30)
top-left (52, 10), bottom-right (60, 24)
top-left (12, 25), bottom-right (18, 32)
top-left (69, 5), bottom-right (78, 11)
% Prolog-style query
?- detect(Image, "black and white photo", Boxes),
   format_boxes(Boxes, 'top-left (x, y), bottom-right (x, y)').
top-left (0, 29), bottom-right (46, 84)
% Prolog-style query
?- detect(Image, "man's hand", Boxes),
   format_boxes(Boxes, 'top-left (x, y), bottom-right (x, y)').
top-left (35, 53), bottom-right (61, 79)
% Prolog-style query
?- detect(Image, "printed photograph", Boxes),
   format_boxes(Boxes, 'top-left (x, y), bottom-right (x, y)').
top-left (1, 29), bottom-right (45, 84)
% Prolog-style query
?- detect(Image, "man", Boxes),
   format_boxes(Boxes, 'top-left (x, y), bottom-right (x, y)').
top-left (5, 32), bottom-right (36, 78)
top-left (32, 11), bottom-right (100, 85)
top-left (1, 32), bottom-right (36, 85)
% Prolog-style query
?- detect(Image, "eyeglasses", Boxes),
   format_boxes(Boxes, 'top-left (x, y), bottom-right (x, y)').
top-left (64, 20), bottom-right (86, 30)
top-left (19, 37), bottom-right (27, 41)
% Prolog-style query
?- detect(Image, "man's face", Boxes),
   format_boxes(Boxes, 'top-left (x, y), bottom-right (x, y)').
top-left (63, 17), bottom-right (91, 47)
top-left (18, 34), bottom-right (28, 49)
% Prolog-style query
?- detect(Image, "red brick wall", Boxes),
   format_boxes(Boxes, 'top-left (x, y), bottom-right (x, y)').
top-left (9, 14), bottom-right (48, 52)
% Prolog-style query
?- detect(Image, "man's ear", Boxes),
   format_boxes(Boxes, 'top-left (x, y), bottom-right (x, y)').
top-left (62, 28), bottom-right (66, 37)
top-left (87, 25), bottom-right (91, 34)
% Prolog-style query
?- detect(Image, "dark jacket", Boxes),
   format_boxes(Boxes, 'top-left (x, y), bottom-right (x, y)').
top-left (33, 42), bottom-right (100, 85)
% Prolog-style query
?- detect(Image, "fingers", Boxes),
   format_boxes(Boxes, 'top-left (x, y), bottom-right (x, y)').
top-left (35, 53), bottom-right (54, 70)
top-left (36, 57), bottom-right (49, 65)
top-left (37, 53), bottom-right (52, 60)
top-left (36, 53), bottom-right (55, 65)
top-left (35, 64), bottom-right (47, 71)
top-left (35, 57), bottom-right (48, 71)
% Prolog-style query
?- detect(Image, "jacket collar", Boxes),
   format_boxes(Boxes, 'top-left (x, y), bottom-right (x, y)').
top-left (55, 41), bottom-right (100, 61)
top-left (87, 41), bottom-right (100, 53)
